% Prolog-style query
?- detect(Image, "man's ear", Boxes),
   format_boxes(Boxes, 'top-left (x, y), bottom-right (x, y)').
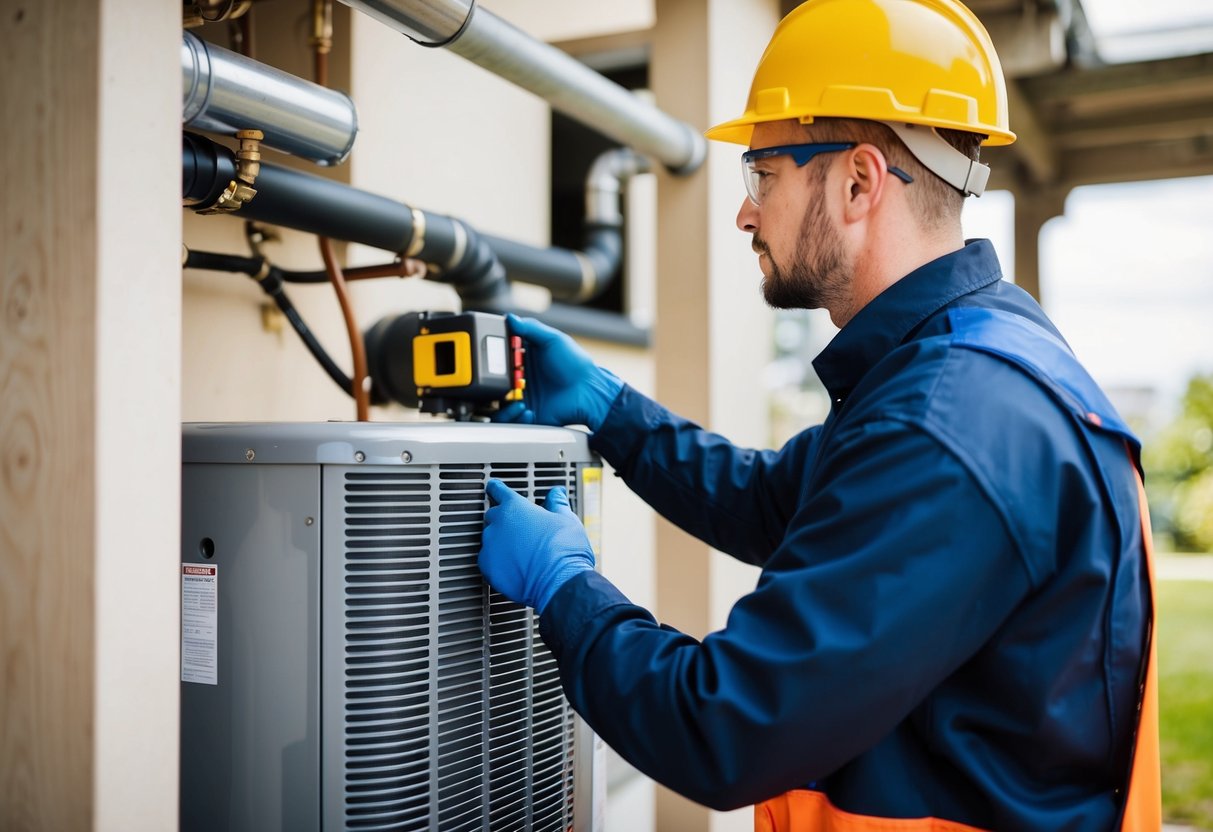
top-left (842, 143), bottom-right (890, 223)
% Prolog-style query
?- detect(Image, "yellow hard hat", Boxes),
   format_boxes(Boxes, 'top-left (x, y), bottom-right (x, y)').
top-left (706, 0), bottom-right (1016, 148)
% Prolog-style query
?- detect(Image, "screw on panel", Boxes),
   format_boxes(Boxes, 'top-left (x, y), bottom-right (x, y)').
top-left (305, 517), bottom-right (315, 527)
top-left (558, 450), bottom-right (565, 459)
top-left (401, 451), bottom-right (413, 463)
top-left (354, 451), bottom-right (366, 463)
top-left (245, 449), bottom-right (256, 462)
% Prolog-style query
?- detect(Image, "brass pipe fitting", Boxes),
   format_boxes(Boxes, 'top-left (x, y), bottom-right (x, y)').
top-left (198, 129), bottom-right (263, 215)
top-left (309, 0), bottom-right (334, 56)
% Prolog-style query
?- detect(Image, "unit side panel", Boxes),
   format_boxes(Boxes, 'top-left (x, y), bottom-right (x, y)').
top-left (180, 463), bottom-right (322, 832)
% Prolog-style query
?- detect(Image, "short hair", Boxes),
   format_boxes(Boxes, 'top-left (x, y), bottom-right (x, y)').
top-left (802, 117), bottom-right (984, 230)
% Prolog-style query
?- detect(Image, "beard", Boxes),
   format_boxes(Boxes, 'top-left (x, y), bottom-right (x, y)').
top-left (756, 196), bottom-right (851, 310)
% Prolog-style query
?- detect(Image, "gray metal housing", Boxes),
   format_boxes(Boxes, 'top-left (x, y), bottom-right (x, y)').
top-left (181, 422), bottom-right (604, 832)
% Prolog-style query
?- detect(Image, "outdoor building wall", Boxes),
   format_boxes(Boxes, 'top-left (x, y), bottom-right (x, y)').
top-left (183, 1), bottom-right (771, 830)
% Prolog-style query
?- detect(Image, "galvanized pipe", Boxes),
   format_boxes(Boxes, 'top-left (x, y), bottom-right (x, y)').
top-left (182, 31), bottom-right (358, 166)
top-left (338, 0), bottom-right (706, 175)
top-left (340, 0), bottom-right (473, 45)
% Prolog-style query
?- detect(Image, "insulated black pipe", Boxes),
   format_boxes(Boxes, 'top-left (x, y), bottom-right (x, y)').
top-left (184, 133), bottom-right (414, 250)
top-left (183, 134), bottom-right (238, 209)
top-left (532, 303), bottom-right (650, 347)
top-left (184, 132), bottom-right (497, 298)
top-left (481, 225), bottom-right (620, 303)
top-left (183, 133), bottom-right (647, 344)
top-left (184, 132), bottom-right (621, 302)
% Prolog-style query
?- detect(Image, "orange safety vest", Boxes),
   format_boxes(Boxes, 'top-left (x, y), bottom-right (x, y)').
top-left (754, 459), bottom-right (1161, 832)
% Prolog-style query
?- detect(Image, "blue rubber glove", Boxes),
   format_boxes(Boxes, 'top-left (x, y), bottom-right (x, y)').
top-left (496, 314), bottom-right (623, 431)
top-left (478, 480), bottom-right (595, 614)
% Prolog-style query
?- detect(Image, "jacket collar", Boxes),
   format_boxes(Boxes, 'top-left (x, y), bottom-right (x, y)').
top-left (812, 239), bottom-right (1004, 402)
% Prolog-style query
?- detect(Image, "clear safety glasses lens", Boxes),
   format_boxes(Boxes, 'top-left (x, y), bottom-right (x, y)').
top-left (740, 142), bottom-right (913, 206)
top-left (740, 142), bottom-right (856, 206)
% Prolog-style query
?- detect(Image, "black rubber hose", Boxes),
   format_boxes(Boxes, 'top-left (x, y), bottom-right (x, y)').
top-left (185, 249), bottom-right (263, 275)
top-left (257, 271), bottom-right (355, 398)
top-left (183, 249), bottom-right (355, 398)
top-left (276, 267), bottom-right (331, 284)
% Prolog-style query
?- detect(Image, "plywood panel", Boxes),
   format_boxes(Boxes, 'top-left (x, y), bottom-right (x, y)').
top-left (2, 0), bottom-right (180, 829)
top-left (1, 0), bottom-right (101, 828)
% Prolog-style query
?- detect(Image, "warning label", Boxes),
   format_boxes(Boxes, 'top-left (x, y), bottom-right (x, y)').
top-left (181, 563), bottom-right (218, 685)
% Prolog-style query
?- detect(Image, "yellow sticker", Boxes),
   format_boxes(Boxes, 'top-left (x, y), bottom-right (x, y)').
top-left (580, 466), bottom-right (603, 558)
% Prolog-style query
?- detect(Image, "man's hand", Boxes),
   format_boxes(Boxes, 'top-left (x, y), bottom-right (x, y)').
top-left (495, 314), bottom-right (623, 431)
top-left (478, 479), bottom-right (595, 614)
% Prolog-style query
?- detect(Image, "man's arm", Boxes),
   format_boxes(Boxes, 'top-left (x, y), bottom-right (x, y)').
top-left (498, 314), bottom-right (817, 566)
top-left (538, 419), bottom-right (1032, 810)
top-left (590, 384), bottom-right (822, 566)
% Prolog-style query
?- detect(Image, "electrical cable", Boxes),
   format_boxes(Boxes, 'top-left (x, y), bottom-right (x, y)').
top-left (320, 237), bottom-right (370, 421)
top-left (183, 248), bottom-right (355, 398)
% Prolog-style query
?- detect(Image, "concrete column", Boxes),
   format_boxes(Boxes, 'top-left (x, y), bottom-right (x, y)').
top-left (1013, 185), bottom-right (1069, 306)
top-left (651, 1), bottom-right (781, 829)
top-left (1, 1), bottom-right (181, 828)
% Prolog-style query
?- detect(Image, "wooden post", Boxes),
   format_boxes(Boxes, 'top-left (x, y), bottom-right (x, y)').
top-left (1, 1), bottom-right (181, 828)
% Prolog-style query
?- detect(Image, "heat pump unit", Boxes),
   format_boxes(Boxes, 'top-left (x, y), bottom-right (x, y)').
top-left (180, 422), bottom-right (605, 832)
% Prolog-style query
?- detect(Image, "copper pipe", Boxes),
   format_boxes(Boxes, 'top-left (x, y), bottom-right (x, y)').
top-left (319, 237), bottom-right (370, 420)
top-left (342, 259), bottom-right (427, 280)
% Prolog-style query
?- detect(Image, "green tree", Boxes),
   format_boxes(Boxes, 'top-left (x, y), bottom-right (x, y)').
top-left (1144, 374), bottom-right (1213, 552)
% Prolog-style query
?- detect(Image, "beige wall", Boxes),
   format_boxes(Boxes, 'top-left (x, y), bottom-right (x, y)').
top-left (2, 0), bottom-right (776, 827)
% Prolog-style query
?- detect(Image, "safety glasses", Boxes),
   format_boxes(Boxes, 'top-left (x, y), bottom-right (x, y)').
top-left (741, 142), bottom-right (914, 206)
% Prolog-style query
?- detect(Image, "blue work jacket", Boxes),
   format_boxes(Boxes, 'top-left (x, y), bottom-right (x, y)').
top-left (538, 240), bottom-right (1151, 829)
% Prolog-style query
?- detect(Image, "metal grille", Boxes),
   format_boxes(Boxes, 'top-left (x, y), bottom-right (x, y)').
top-left (341, 463), bottom-right (579, 832)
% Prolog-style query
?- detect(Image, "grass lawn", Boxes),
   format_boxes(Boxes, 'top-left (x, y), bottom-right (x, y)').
top-left (1159, 580), bottom-right (1213, 829)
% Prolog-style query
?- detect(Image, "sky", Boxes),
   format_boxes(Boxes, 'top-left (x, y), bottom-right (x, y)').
top-left (960, 0), bottom-right (1213, 432)
top-left (1081, 0), bottom-right (1213, 63)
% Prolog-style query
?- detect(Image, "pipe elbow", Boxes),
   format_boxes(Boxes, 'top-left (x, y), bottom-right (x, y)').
top-left (585, 148), bottom-right (652, 226)
top-left (444, 222), bottom-right (513, 311)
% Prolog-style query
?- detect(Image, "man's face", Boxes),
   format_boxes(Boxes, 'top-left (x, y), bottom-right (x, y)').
top-left (736, 122), bottom-right (853, 312)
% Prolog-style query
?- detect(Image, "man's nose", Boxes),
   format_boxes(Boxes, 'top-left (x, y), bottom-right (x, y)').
top-left (736, 197), bottom-right (758, 233)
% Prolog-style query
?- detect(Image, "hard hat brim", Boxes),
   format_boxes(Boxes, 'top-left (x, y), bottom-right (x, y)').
top-left (705, 113), bottom-right (1015, 148)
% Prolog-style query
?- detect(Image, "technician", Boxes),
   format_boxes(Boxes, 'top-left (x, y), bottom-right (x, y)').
top-left (477, 1), bottom-right (1160, 829)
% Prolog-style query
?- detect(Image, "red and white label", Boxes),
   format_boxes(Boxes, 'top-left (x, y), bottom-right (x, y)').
top-left (181, 563), bottom-right (218, 685)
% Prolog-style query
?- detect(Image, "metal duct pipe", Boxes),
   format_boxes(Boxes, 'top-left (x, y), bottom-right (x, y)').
top-left (345, 0), bottom-right (473, 44)
top-left (338, 0), bottom-right (706, 175)
top-left (182, 31), bottom-right (358, 166)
